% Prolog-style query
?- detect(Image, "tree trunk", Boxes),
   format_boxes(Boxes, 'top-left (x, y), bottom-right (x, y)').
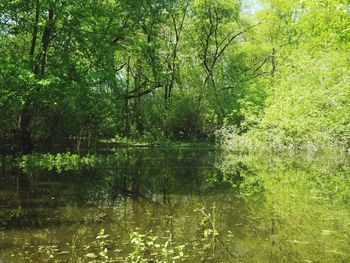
top-left (123, 58), bottom-right (131, 136)
top-left (18, 6), bottom-right (54, 153)
top-left (123, 98), bottom-right (130, 137)
top-left (18, 106), bottom-right (33, 153)
top-left (135, 98), bottom-right (144, 135)
top-left (40, 8), bottom-right (54, 75)
top-left (29, 0), bottom-right (40, 69)
top-left (271, 47), bottom-right (276, 76)
top-left (17, 1), bottom-right (41, 153)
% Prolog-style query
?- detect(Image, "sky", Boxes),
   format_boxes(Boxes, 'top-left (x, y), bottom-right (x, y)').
top-left (242, 0), bottom-right (266, 15)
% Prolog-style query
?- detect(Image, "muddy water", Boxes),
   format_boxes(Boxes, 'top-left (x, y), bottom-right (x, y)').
top-left (0, 147), bottom-right (349, 262)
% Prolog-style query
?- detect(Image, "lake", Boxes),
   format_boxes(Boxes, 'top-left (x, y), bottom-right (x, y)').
top-left (0, 146), bottom-right (350, 262)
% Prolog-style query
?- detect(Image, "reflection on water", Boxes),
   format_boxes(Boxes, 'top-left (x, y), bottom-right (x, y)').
top-left (0, 147), bottom-right (350, 262)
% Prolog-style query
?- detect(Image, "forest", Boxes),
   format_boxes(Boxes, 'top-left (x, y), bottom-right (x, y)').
top-left (1, 0), bottom-right (350, 262)
top-left (1, 0), bottom-right (348, 153)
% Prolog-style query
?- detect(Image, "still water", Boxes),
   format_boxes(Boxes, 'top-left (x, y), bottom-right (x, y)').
top-left (0, 146), bottom-right (350, 262)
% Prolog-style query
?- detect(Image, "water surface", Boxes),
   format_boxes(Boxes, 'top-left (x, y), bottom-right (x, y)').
top-left (0, 147), bottom-right (349, 262)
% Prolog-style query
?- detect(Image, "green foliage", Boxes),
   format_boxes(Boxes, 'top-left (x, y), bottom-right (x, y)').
top-left (219, 0), bottom-right (350, 152)
top-left (16, 152), bottom-right (97, 176)
top-left (0, 0), bottom-right (348, 151)
top-left (259, 48), bottom-right (350, 149)
top-left (0, 0), bottom-right (271, 152)
top-left (127, 231), bottom-right (186, 263)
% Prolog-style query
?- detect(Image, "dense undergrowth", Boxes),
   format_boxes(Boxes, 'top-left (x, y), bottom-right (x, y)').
top-left (1, 0), bottom-right (349, 153)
